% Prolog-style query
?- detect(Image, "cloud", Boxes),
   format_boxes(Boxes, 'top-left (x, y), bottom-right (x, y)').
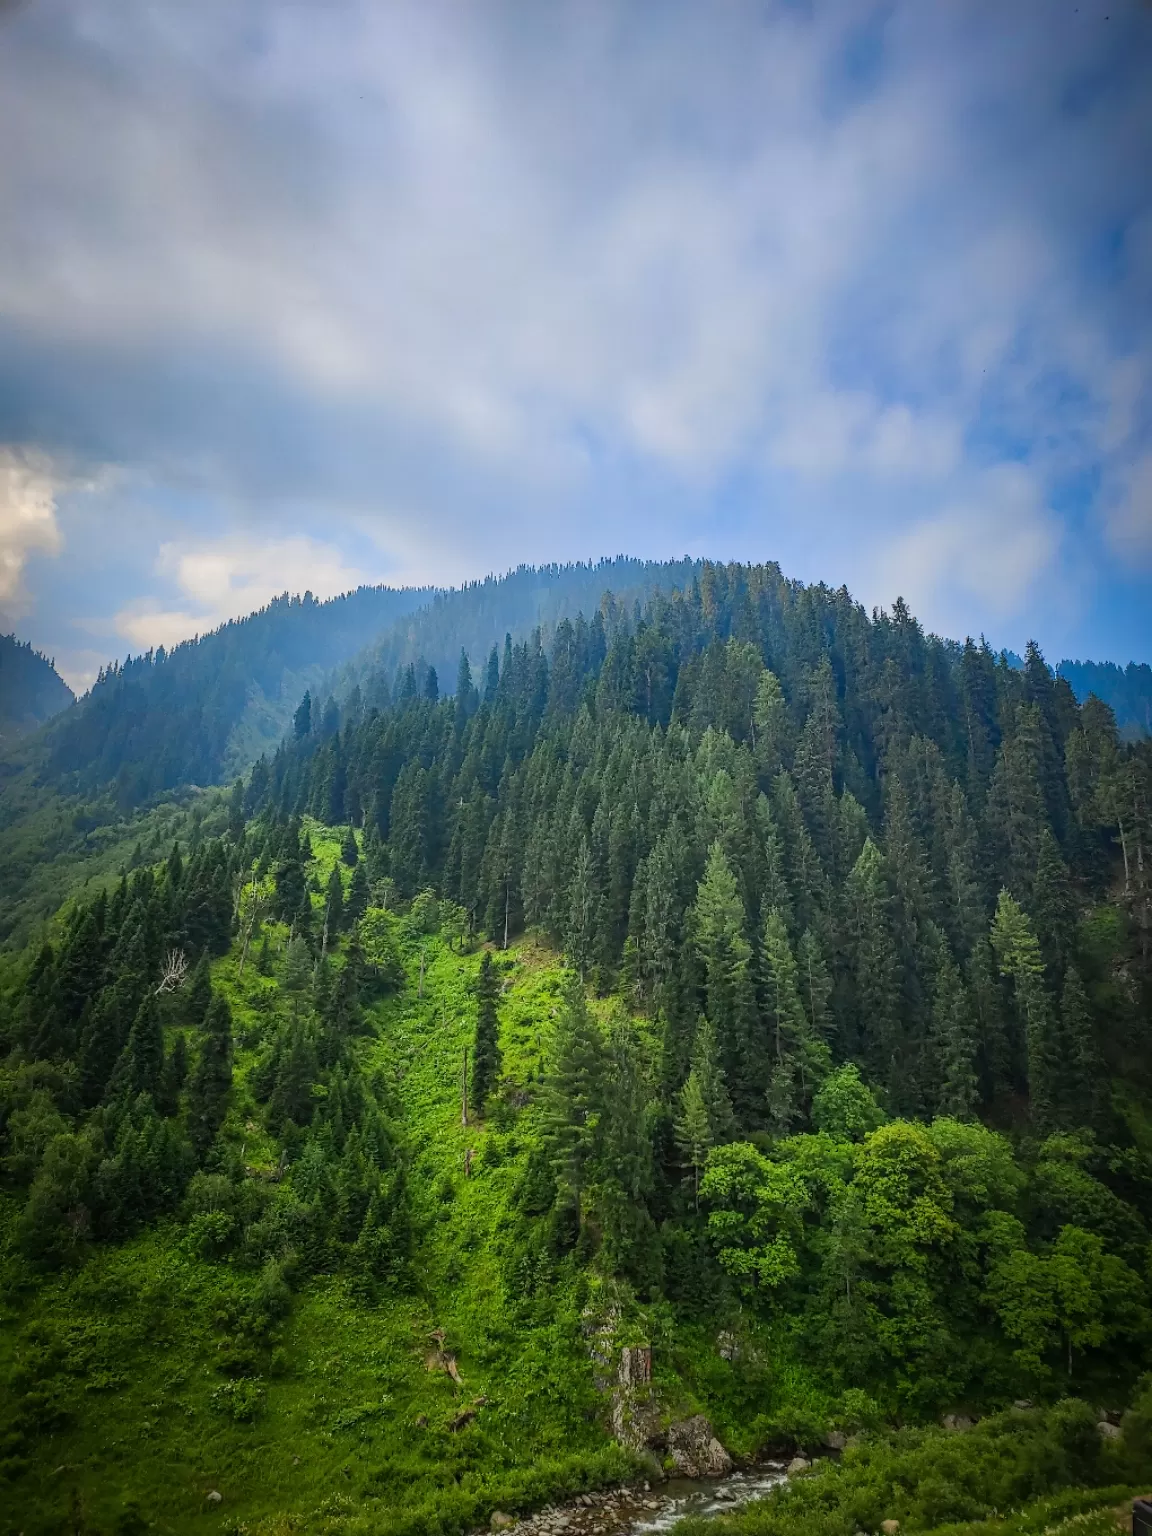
top-left (0, 0), bottom-right (1148, 661)
top-left (1104, 452), bottom-right (1152, 566)
top-left (0, 448), bottom-right (65, 613)
top-left (871, 465), bottom-right (1062, 640)
top-left (114, 533), bottom-right (373, 651)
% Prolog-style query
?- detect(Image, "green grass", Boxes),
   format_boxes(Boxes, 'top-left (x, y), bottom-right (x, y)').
top-left (4, 819), bottom-right (1148, 1536)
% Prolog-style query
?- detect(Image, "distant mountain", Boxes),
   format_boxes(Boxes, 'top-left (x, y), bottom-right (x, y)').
top-left (1058, 658), bottom-right (1152, 739)
top-left (33, 586), bottom-right (433, 805)
top-left (8, 559), bottom-right (706, 811)
top-left (329, 556), bottom-right (705, 709)
top-left (0, 633), bottom-right (74, 745)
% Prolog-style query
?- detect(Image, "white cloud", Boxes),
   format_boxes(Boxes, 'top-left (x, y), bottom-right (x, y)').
top-left (871, 464), bottom-right (1062, 638)
top-left (114, 533), bottom-right (372, 651)
top-left (0, 0), bottom-right (1148, 656)
top-left (0, 448), bottom-right (65, 614)
top-left (1104, 453), bottom-right (1152, 566)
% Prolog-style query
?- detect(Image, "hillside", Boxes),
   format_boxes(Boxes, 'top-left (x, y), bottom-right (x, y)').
top-left (1059, 660), bottom-right (1152, 741)
top-left (1, 560), bottom-right (1151, 1536)
top-left (0, 635), bottom-right (73, 748)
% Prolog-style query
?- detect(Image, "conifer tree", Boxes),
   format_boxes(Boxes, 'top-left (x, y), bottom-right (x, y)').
top-left (930, 946), bottom-right (979, 1119)
top-left (991, 889), bottom-right (1058, 1132)
top-left (674, 1069), bottom-right (713, 1208)
top-left (324, 864), bottom-right (345, 944)
top-left (187, 994), bottom-right (234, 1156)
top-left (544, 978), bottom-right (607, 1220)
top-left (796, 928), bottom-right (834, 1044)
top-left (845, 838), bottom-right (902, 1084)
top-left (692, 842), bottom-right (757, 1115)
top-left (687, 1014), bottom-right (734, 1147)
top-left (341, 826), bottom-right (359, 867)
top-left (107, 994), bottom-right (164, 1105)
top-left (184, 950), bottom-right (213, 1026)
top-left (472, 952), bottom-right (502, 1113)
top-left (565, 838), bottom-right (602, 981)
top-left (346, 861), bottom-right (370, 926)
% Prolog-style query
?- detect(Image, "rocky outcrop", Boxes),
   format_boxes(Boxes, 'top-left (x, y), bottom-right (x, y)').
top-left (609, 1346), bottom-right (661, 1452)
top-left (666, 1415), bottom-right (733, 1478)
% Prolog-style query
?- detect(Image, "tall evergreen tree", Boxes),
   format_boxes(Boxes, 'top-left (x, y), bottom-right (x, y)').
top-left (472, 952), bottom-right (502, 1113)
top-left (187, 994), bottom-right (234, 1156)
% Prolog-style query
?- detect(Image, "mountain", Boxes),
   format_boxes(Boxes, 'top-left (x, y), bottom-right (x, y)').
top-left (1059, 658), bottom-right (1152, 739)
top-left (0, 632), bottom-right (74, 746)
top-left (1, 559), bottom-right (1151, 1534)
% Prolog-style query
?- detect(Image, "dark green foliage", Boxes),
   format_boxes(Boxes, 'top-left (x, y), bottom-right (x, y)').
top-left (472, 951), bottom-right (502, 1112)
top-left (186, 994), bottom-right (233, 1156)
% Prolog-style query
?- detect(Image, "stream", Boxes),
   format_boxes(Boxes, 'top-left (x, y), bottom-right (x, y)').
top-left (504, 1465), bottom-right (789, 1536)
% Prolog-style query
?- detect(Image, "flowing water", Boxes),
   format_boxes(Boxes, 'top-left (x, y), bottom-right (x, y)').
top-left (627, 1466), bottom-right (789, 1532)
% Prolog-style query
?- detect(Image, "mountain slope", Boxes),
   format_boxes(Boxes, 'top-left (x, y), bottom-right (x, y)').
top-left (0, 634), bottom-right (73, 747)
top-left (2, 559), bottom-right (1151, 1535)
top-left (1059, 659), bottom-right (1152, 740)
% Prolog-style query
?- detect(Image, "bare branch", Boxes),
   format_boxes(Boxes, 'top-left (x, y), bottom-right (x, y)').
top-left (156, 948), bottom-right (188, 995)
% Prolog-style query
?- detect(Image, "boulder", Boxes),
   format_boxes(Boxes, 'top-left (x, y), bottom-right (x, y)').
top-left (824, 1430), bottom-right (848, 1451)
top-left (491, 1513), bottom-right (516, 1530)
top-left (787, 1456), bottom-right (810, 1475)
top-left (666, 1415), bottom-right (733, 1478)
top-left (205, 1491), bottom-right (223, 1506)
top-left (1098, 1421), bottom-right (1122, 1440)
top-left (943, 1415), bottom-right (974, 1432)
top-left (881, 1522), bottom-right (901, 1534)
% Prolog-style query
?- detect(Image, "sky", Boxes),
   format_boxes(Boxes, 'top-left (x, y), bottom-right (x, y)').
top-left (0, 0), bottom-right (1149, 691)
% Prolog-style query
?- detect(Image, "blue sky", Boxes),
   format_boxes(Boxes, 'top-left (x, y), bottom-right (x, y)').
top-left (0, 0), bottom-right (1149, 689)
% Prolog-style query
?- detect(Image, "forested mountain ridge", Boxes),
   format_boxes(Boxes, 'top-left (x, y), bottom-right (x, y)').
top-left (0, 635), bottom-right (73, 747)
top-left (1, 559), bottom-right (1151, 1534)
top-left (27, 586), bottom-right (434, 804)
top-left (1059, 659), bottom-right (1152, 741)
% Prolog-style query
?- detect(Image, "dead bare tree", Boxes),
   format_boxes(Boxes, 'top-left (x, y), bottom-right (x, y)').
top-left (237, 877), bottom-right (269, 976)
top-left (156, 948), bottom-right (188, 995)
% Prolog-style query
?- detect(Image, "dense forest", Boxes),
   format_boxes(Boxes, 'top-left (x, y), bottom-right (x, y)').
top-left (1059, 660), bottom-right (1152, 741)
top-left (0, 635), bottom-right (73, 747)
top-left (1, 560), bottom-right (1151, 1535)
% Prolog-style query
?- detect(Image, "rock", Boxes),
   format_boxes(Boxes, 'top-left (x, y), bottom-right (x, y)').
top-left (824, 1430), bottom-right (848, 1451)
top-left (1098, 1420), bottom-right (1122, 1440)
top-left (491, 1513), bottom-right (516, 1530)
top-left (943, 1415), bottom-right (974, 1432)
top-left (666, 1415), bottom-right (733, 1478)
top-left (787, 1456), bottom-right (810, 1475)
top-left (205, 1490), bottom-right (223, 1506)
top-left (881, 1521), bottom-right (901, 1534)
top-left (1013, 1400), bottom-right (1034, 1411)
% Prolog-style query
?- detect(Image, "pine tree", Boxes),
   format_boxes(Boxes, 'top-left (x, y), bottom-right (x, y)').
top-left (324, 864), bottom-right (345, 946)
top-left (472, 952), bottom-right (502, 1113)
top-left (930, 946), bottom-right (979, 1119)
top-left (543, 978), bottom-right (607, 1218)
top-left (760, 906), bottom-right (810, 1067)
top-left (991, 889), bottom-right (1058, 1133)
top-left (184, 950), bottom-right (213, 1026)
top-left (294, 691), bottom-right (312, 738)
top-left (692, 842), bottom-right (757, 1116)
top-left (674, 1069), bottom-right (712, 1208)
top-left (796, 928), bottom-right (834, 1043)
top-left (844, 838), bottom-right (902, 1086)
top-left (346, 861), bottom-right (370, 926)
top-left (341, 826), bottom-right (359, 867)
top-left (564, 838), bottom-right (602, 982)
top-left (107, 994), bottom-right (164, 1105)
top-left (187, 994), bottom-right (234, 1156)
top-left (1059, 965), bottom-right (1108, 1133)
top-left (688, 1014), bottom-right (735, 1147)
